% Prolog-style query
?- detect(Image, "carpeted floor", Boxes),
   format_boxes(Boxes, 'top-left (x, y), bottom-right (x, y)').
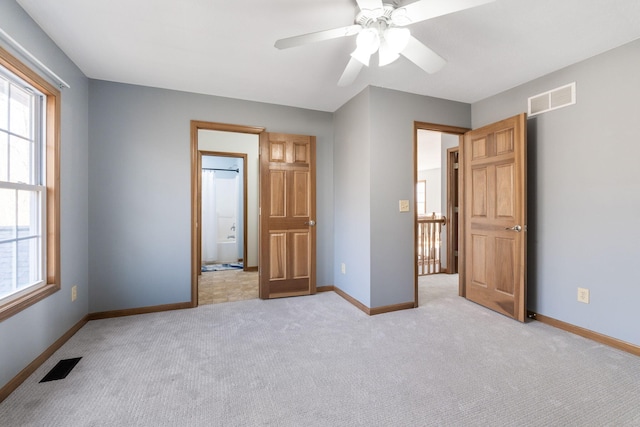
top-left (1, 274), bottom-right (639, 426)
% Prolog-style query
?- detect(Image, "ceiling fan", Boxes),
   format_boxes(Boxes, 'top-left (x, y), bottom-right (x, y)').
top-left (275, 0), bottom-right (495, 86)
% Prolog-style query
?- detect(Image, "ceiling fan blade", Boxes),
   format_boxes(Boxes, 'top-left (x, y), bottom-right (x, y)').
top-left (275, 25), bottom-right (362, 49)
top-left (356, 0), bottom-right (384, 12)
top-left (394, 0), bottom-right (495, 26)
top-left (338, 57), bottom-right (365, 86)
top-left (400, 35), bottom-right (446, 74)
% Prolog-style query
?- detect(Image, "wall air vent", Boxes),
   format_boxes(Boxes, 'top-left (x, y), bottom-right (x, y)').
top-left (528, 82), bottom-right (576, 117)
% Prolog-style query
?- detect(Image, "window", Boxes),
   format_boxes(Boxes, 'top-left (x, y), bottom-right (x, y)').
top-left (0, 46), bottom-right (60, 321)
top-left (416, 180), bottom-right (426, 216)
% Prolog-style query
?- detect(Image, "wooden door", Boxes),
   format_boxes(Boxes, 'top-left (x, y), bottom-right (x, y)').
top-left (259, 132), bottom-right (316, 299)
top-left (446, 147), bottom-right (459, 275)
top-left (462, 113), bottom-right (527, 321)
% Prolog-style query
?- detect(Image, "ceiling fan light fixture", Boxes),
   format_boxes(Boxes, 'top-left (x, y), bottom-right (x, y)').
top-left (274, 0), bottom-right (493, 86)
top-left (378, 41), bottom-right (400, 66)
top-left (390, 8), bottom-right (411, 26)
top-left (356, 27), bottom-right (380, 54)
top-left (360, 7), bottom-right (385, 20)
top-left (384, 27), bottom-right (410, 53)
top-left (351, 46), bottom-right (372, 66)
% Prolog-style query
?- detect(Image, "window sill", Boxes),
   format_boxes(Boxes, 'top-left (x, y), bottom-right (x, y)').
top-left (0, 283), bottom-right (60, 322)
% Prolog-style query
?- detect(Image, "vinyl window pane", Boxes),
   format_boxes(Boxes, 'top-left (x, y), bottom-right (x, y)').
top-left (0, 187), bottom-right (16, 237)
top-left (0, 241), bottom-right (16, 298)
top-left (0, 77), bottom-right (8, 130)
top-left (17, 189), bottom-right (38, 238)
top-left (0, 132), bottom-right (7, 181)
top-left (9, 84), bottom-right (31, 139)
top-left (417, 181), bottom-right (426, 215)
top-left (17, 237), bottom-right (40, 288)
top-left (9, 135), bottom-right (32, 184)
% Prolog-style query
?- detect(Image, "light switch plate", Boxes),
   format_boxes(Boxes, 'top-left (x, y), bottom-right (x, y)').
top-left (399, 200), bottom-right (410, 212)
top-left (577, 287), bottom-right (590, 304)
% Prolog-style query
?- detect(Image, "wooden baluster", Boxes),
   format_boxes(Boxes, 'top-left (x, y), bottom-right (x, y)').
top-left (424, 219), bottom-right (428, 275)
top-left (418, 220), bottom-right (423, 275)
top-left (436, 221), bottom-right (441, 273)
top-left (418, 221), bottom-right (422, 275)
top-left (416, 216), bottom-right (447, 276)
top-left (420, 223), bottom-right (427, 275)
top-left (430, 213), bottom-right (435, 274)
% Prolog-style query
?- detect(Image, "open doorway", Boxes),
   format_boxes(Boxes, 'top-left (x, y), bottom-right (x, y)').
top-left (201, 153), bottom-right (246, 270)
top-left (198, 152), bottom-right (258, 304)
top-left (416, 129), bottom-right (460, 274)
top-left (190, 121), bottom-right (263, 307)
top-left (413, 122), bottom-right (468, 306)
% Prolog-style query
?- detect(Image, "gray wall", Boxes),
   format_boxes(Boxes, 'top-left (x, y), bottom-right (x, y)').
top-left (0, 1), bottom-right (89, 389)
top-left (368, 87), bottom-right (470, 307)
top-left (334, 86), bottom-right (470, 308)
top-left (334, 88), bottom-right (372, 306)
top-left (472, 39), bottom-right (640, 346)
top-left (88, 80), bottom-right (334, 313)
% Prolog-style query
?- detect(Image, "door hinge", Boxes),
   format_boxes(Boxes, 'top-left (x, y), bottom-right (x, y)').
top-left (454, 250), bottom-right (459, 256)
top-left (453, 163), bottom-right (459, 170)
top-left (454, 207), bottom-right (459, 213)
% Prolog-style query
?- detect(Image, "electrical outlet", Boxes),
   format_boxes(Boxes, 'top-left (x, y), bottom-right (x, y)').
top-left (399, 200), bottom-right (410, 212)
top-left (71, 285), bottom-right (77, 302)
top-left (341, 263), bottom-right (346, 275)
top-left (577, 287), bottom-right (589, 304)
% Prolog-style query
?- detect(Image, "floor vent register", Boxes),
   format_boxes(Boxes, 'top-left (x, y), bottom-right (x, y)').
top-left (40, 357), bottom-right (82, 383)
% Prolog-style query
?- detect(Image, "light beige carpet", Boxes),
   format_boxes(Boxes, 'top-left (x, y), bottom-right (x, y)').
top-left (1, 274), bottom-right (639, 426)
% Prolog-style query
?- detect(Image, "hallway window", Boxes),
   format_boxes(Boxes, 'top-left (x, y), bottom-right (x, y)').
top-left (416, 180), bottom-right (427, 215)
top-left (0, 46), bottom-right (60, 321)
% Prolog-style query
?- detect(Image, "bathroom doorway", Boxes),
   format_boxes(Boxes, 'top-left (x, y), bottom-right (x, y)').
top-left (200, 152), bottom-right (259, 304)
top-left (191, 121), bottom-right (263, 306)
top-left (201, 153), bottom-right (245, 269)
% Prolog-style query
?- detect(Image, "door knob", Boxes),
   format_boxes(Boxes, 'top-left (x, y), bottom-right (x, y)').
top-left (505, 225), bottom-right (522, 232)
top-left (305, 220), bottom-right (316, 226)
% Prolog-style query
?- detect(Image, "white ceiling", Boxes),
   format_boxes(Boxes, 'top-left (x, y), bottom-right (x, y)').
top-left (16, 0), bottom-right (640, 112)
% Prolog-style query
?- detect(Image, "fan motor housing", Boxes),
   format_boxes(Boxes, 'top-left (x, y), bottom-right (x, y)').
top-left (355, 3), bottom-right (396, 28)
